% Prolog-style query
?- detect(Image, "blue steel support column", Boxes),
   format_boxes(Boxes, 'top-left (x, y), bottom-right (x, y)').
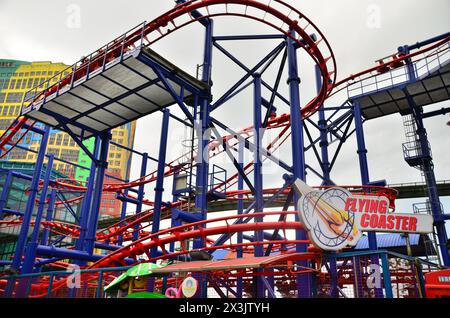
top-left (287, 32), bottom-right (311, 298)
top-left (353, 256), bottom-right (364, 298)
top-left (193, 19), bottom-right (213, 299)
top-left (381, 253), bottom-right (393, 298)
top-left (76, 136), bottom-right (100, 254)
top-left (118, 187), bottom-right (128, 246)
top-left (5, 125), bottom-right (50, 297)
top-left (194, 20), bottom-right (213, 249)
top-left (354, 102), bottom-right (383, 298)
top-left (315, 65), bottom-right (338, 297)
top-left (236, 141), bottom-right (244, 298)
top-left (41, 188), bottom-right (57, 246)
top-left (148, 109), bottom-right (170, 292)
top-left (134, 153), bottom-right (148, 241)
top-left (0, 171), bottom-right (13, 220)
top-left (315, 65), bottom-right (331, 185)
top-left (404, 53), bottom-right (450, 266)
top-left (16, 155), bottom-right (54, 297)
top-left (85, 133), bottom-right (111, 255)
top-left (253, 73), bottom-right (265, 298)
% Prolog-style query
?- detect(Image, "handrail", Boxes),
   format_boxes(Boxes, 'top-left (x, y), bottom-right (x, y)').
top-left (346, 40), bottom-right (449, 98)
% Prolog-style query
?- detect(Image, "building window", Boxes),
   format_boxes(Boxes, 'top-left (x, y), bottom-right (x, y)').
top-left (9, 80), bottom-right (16, 89)
top-left (6, 92), bottom-right (24, 103)
top-left (24, 91), bottom-right (35, 102)
top-left (56, 134), bottom-right (62, 145)
top-left (15, 79), bottom-right (22, 89)
top-left (48, 148), bottom-right (60, 157)
top-left (63, 134), bottom-right (69, 146)
top-left (2, 79), bottom-right (10, 90)
top-left (0, 119), bottom-right (14, 130)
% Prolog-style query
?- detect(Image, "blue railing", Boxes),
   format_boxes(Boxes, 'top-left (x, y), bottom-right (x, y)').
top-left (21, 21), bottom-right (149, 114)
top-left (347, 41), bottom-right (450, 98)
top-left (0, 265), bottom-right (130, 298)
top-left (402, 140), bottom-right (432, 161)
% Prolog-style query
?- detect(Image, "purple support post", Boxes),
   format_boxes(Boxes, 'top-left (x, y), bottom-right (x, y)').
top-left (16, 155), bottom-right (55, 297)
top-left (85, 133), bottom-right (111, 255)
top-left (148, 109), bottom-right (170, 292)
top-left (41, 188), bottom-right (57, 246)
top-left (134, 153), bottom-right (148, 241)
top-left (117, 186), bottom-right (128, 246)
top-left (192, 19), bottom-right (214, 299)
top-left (0, 171), bottom-right (13, 220)
top-left (253, 73), bottom-right (265, 298)
top-left (5, 125), bottom-right (50, 297)
top-left (315, 65), bottom-right (338, 298)
top-left (287, 32), bottom-right (311, 298)
top-left (236, 141), bottom-right (244, 298)
top-left (353, 256), bottom-right (364, 298)
top-left (76, 136), bottom-right (100, 254)
top-left (315, 65), bottom-right (331, 185)
top-left (354, 102), bottom-right (383, 298)
top-left (194, 20), bottom-right (214, 239)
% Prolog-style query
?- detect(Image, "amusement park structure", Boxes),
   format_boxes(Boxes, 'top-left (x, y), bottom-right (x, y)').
top-left (0, 0), bottom-right (449, 298)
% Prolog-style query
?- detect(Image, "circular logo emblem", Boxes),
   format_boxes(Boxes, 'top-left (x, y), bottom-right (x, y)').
top-left (181, 277), bottom-right (198, 298)
top-left (299, 187), bottom-right (361, 251)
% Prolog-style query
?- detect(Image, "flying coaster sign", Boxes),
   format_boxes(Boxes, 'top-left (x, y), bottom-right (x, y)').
top-left (293, 180), bottom-right (434, 251)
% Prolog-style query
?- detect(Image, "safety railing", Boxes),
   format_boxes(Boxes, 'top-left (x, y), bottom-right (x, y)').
top-left (209, 164), bottom-right (227, 193)
top-left (347, 40), bottom-right (450, 98)
top-left (413, 201), bottom-right (444, 215)
top-left (329, 249), bottom-right (442, 298)
top-left (21, 21), bottom-right (149, 113)
top-left (402, 140), bottom-right (432, 161)
top-left (0, 266), bottom-right (130, 298)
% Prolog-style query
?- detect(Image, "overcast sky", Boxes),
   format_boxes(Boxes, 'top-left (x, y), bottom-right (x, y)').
top-left (1, 1), bottom-right (449, 224)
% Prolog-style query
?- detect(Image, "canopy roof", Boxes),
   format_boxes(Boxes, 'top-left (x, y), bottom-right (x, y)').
top-left (151, 253), bottom-right (317, 274)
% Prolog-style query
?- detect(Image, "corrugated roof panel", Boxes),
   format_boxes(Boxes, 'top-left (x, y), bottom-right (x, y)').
top-left (355, 233), bottom-right (420, 250)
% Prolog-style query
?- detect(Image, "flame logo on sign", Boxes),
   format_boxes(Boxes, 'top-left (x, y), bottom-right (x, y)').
top-left (294, 180), bottom-right (362, 251)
